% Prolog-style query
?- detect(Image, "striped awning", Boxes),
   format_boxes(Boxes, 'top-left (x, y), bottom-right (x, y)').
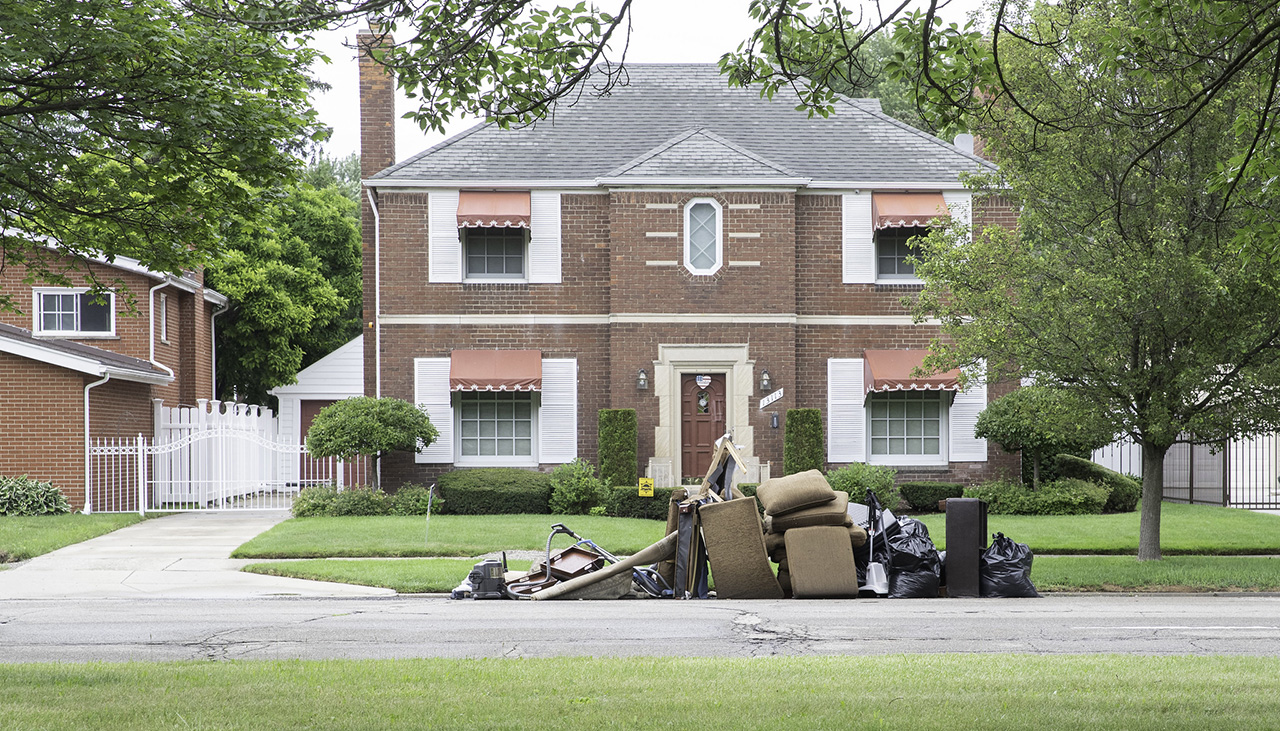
top-left (457, 191), bottom-right (531, 228)
top-left (449, 350), bottom-right (542, 392)
top-left (872, 192), bottom-right (950, 230)
top-left (863, 350), bottom-right (960, 395)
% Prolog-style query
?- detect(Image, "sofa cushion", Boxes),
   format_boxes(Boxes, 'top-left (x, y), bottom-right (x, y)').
top-left (784, 525), bottom-right (860, 599)
top-left (755, 470), bottom-right (836, 516)
top-left (763, 491), bottom-right (851, 532)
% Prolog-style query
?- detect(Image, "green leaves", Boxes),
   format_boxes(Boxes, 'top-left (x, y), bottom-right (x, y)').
top-left (306, 397), bottom-right (439, 461)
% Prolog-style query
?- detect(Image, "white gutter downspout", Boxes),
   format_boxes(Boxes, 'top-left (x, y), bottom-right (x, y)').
top-left (148, 282), bottom-right (175, 380)
top-left (211, 304), bottom-right (229, 399)
top-left (366, 188), bottom-right (382, 399)
top-left (83, 373), bottom-right (110, 514)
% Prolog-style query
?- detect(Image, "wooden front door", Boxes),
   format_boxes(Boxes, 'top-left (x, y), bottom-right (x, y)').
top-left (681, 374), bottom-right (726, 479)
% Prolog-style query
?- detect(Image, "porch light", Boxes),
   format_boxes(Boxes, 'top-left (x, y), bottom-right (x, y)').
top-left (637, 368), bottom-right (649, 391)
top-left (760, 369), bottom-right (772, 393)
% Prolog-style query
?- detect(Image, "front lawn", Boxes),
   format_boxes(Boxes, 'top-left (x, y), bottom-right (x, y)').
top-left (0, 514), bottom-right (148, 563)
top-left (917, 502), bottom-right (1280, 555)
top-left (243, 558), bottom-right (533, 593)
top-left (232, 514), bottom-right (667, 559)
top-left (2, 655), bottom-right (1278, 729)
top-left (1031, 555), bottom-right (1280, 592)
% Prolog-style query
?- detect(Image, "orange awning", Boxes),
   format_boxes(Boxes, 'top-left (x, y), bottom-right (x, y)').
top-left (450, 350), bottom-right (542, 392)
top-left (872, 192), bottom-right (950, 230)
top-left (863, 350), bottom-right (960, 396)
top-left (457, 191), bottom-right (531, 229)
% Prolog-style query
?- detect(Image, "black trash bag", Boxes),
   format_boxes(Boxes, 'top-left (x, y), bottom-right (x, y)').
top-left (979, 532), bottom-right (1040, 598)
top-left (886, 518), bottom-right (941, 598)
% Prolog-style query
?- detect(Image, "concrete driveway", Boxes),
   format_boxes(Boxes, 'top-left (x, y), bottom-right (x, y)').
top-left (0, 511), bottom-right (393, 600)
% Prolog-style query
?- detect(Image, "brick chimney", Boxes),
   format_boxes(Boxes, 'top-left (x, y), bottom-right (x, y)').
top-left (357, 24), bottom-right (395, 179)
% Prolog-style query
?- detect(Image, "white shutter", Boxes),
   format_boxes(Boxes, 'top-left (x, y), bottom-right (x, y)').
top-left (827, 358), bottom-right (866, 463)
top-left (414, 358), bottom-right (454, 463)
top-left (949, 365), bottom-right (988, 462)
top-left (842, 192), bottom-right (875, 284)
top-left (428, 190), bottom-right (462, 283)
top-left (942, 190), bottom-right (973, 241)
top-left (528, 192), bottom-right (562, 283)
top-left (538, 358), bottom-right (577, 463)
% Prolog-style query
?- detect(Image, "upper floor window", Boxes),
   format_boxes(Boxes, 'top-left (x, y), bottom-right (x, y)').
top-left (34, 288), bottom-right (114, 336)
top-left (684, 198), bottom-right (723, 275)
top-left (876, 226), bottom-right (928, 281)
top-left (463, 227), bottom-right (527, 280)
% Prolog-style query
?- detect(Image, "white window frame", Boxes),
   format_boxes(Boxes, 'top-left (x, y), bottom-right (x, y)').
top-left (454, 390), bottom-right (540, 467)
top-left (159, 292), bottom-right (169, 343)
top-left (683, 197), bottom-right (723, 276)
top-left (865, 390), bottom-right (950, 467)
top-left (461, 227), bottom-right (529, 282)
top-left (875, 226), bottom-right (928, 284)
top-left (32, 287), bottom-right (115, 337)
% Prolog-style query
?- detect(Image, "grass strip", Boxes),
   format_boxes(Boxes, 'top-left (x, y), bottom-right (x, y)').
top-left (1032, 555), bottom-right (1280, 592)
top-left (0, 514), bottom-right (148, 563)
top-left (2, 655), bottom-right (1278, 729)
top-left (232, 513), bottom-right (667, 559)
top-left (243, 558), bottom-right (533, 593)
top-left (918, 502), bottom-right (1280, 555)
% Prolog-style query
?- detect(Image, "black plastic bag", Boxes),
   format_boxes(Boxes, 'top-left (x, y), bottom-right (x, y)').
top-left (979, 532), bottom-right (1040, 598)
top-left (886, 518), bottom-right (941, 598)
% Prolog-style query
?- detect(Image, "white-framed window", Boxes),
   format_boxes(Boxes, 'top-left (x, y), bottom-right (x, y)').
top-left (456, 391), bottom-right (538, 464)
top-left (159, 293), bottom-right (169, 343)
top-left (683, 198), bottom-right (723, 275)
top-left (876, 226), bottom-right (929, 282)
top-left (463, 227), bottom-right (528, 281)
top-left (33, 288), bottom-right (114, 336)
top-left (867, 390), bottom-right (948, 465)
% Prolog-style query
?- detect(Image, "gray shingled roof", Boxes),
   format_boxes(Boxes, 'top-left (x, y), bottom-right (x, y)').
top-left (373, 64), bottom-right (994, 185)
top-left (0, 322), bottom-right (170, 382)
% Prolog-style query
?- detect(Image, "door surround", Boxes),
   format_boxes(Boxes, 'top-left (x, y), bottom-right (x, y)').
top-left (652, 343), bottom-right (755, 480)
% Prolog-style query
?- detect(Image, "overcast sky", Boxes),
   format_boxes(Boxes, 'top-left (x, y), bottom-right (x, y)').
top-left (308, 0), bottom-right (985, 163)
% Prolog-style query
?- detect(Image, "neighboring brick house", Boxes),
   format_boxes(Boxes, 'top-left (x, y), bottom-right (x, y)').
top-left (0, 250), bottom-right (226, 510)
top-left (358, 32), bottom-right (1018, 488)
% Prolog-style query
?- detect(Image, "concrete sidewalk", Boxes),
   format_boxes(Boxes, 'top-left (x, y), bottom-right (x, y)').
top-left (0, 511), bottom-right (394, 600)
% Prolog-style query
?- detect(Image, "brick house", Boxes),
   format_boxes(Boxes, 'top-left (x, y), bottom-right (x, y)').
top-left (358, 31), bottom-right (1018, 488)
top-left (0, 249), bottom-right (226, 510)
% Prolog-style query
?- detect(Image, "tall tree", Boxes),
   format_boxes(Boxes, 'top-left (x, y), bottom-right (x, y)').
top-left (909, 0), bottom-right (1280, 560)
top-left (302, 152), bottom-right (363, 203)
top-left (0, 0), bottom-right (320, 303)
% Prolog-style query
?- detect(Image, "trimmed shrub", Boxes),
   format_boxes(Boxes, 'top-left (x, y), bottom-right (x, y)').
top-left (389, 484), bottom-right (441, 516)
top-left (292, 485), bottom-right (340, 517)
top-left (436, 468), bottom-right (553, 515)
top-left (0, 476), bottom-right (71, 516)
top-left (598, 409), bottom-right (638, 488)
top-left (549, 458), bottom-right (606, 515)
top-left (783, 408), bottom-right (824, 475)
top-left (899, 481), bottom-right (965, 512)
top-left (964, 478), bottom-right (1109, 515)
top-left (1052, 453), bottom-right (1141, 513)
top-left (826, 463), bottom-right (899, 510)
top-left (306, 396), bottom-right (438, 460)
top-left (331, 486), bottom-right (392, 516)
top-left (603, 485), bottom-right (678, 520)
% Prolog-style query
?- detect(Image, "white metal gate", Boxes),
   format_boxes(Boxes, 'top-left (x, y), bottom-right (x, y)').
top-left (88, 429), bottom-right (367, 514)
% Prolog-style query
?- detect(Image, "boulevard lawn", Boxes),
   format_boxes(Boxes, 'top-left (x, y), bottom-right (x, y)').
top-left (0, 514), bottom-right (147, 563)
top-left (2, 655), bottom-right (1277, 729)
top-left (244, 558), bottom-right (533, 594)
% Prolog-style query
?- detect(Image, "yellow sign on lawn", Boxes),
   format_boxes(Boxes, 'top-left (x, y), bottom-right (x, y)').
top-left (638, 478), bottom-right (654, 497)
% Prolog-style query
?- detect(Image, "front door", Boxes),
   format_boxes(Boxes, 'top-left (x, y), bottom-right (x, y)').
top-left (681, 373), bottom-right (726, 479)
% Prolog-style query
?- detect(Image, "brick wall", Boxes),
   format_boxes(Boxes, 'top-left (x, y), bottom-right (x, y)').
top-left (0, 353), bottom-right (87, 503)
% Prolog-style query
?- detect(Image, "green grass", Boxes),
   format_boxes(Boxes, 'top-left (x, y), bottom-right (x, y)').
top-left (1032, 555), bottom-right (1280, 592)
top-left (917, 502), bottom-right (1280, 555)
top-left (0, 513), bottom-right (148, 562)
top-left (243, 558), bottom-right (533, 593)
top-left (232, 514), bottom-right (667, 559)
top-left (2, 655), bottom-right (1278, 729)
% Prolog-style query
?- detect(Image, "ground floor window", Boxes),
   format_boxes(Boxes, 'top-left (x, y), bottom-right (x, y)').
top-left (868, 390), bottom-right (946, 464)
top-left (458, 391), bottom-right (535, 461)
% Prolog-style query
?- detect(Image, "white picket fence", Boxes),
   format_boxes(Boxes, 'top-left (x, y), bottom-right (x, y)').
top-left (87, 399), bottom-right (368, 514)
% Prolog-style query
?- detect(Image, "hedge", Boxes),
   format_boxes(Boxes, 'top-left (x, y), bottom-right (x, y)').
top-left (436, 468), bottom-right (553, 515)
top-left (825, 463), bottom-right (899, 510)
top-left (898, 481), bottom-right (965, 512)
top-left (783, 408), bottom-right (824, 475)
top-left (963, 478), bottom-right (1109, 515)
top-left (603, 485), bottom-right (678, 520)
top-left (1052, 453), bottom-right (1142, 513)
top-left (598, 409), bottom-right (638, 488)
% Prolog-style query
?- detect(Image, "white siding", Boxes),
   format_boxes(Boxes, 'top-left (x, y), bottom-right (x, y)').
top-left (414, 357), bottom-right (454, 463)
top-left (529, 191), bottom-right (562, 283)
top-left (949, 367), bottom-right (988, 462)
top-left (842, 192), bottom-right (875, 284)
top-left (828, 358), bottom-right (866, 462)
top-left (538, 358), bottom-right (577, 463)
top-left (428, 190), bottom-right (462, 283)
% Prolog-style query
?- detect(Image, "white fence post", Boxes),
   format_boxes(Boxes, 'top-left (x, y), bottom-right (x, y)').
top-left (135, 433), bottom-right (147, 516)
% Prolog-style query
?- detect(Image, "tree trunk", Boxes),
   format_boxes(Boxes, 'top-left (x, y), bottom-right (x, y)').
top-left (1138, 442), bottom-right (1168, 561)
top-left (1031, 447), bottom-right (1041, 489)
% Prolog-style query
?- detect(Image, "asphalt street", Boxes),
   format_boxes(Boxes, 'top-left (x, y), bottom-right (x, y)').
top-left (3, 593), bottom-right (1278, 663)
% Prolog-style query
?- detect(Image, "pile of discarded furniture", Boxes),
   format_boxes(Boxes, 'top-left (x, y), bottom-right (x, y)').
top-left (452, 435), bottom-right (1037, 601)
